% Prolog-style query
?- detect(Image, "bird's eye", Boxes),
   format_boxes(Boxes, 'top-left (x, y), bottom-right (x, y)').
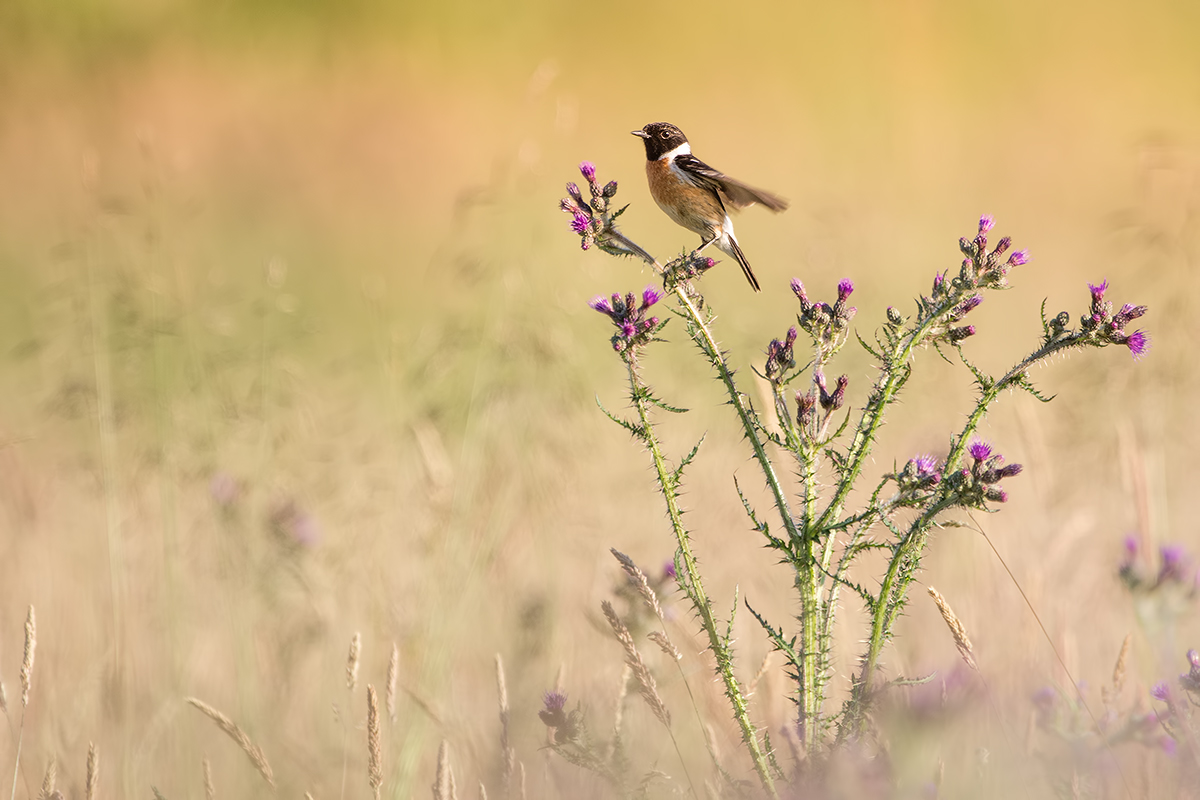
top-left (660, 131), bottom-right (671, 139)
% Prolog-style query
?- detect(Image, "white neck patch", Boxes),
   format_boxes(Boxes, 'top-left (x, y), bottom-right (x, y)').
top-left (659, 142), bottom-right (692, 160)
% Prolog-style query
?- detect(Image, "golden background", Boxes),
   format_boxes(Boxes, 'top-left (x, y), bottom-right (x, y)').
top-left (0, 0), bottom-right (1196, 796)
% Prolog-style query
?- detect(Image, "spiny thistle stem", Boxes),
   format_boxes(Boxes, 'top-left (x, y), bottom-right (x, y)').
top-left (623, 357), bottom-right (777, 797)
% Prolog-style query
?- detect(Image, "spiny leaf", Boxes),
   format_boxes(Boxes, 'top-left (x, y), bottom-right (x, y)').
top-left (1015, 374), bottom-right (1057, 403)
top-left (745, 598), bottom-right (803, 673)
top-left (595, 395), bottom-right (645, 439)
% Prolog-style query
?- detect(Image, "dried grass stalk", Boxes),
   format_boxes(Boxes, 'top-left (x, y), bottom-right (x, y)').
top-left (747, 653), bottom-right (772, 697)
top-left (387, 643), bottom-right (400, 722)
top-left (21, 605), bottom-right (36, 708)
top-left (0, 680), bottom-right (7, 715)
top-left (606, 663), bottom-right (633, 762)
top-left (494, 655), bottom-right (514, 795)
top-left (517, 762), bottom-right (527, 800)
top-left (646, 631), bottom-right (682, 662)
top-left (346, 632), bottom-right (362, 692)
top-left (185, 697), bottom-right (276, 789)
top-left (38, 755), bottom-right (55, 799)
top-left (478, 782), bottom-right (488, 800)
top-left (1112, 633), bottom-right (1131, 695)
top-left (433, 740), bottom-right (458, 800)
top-left (927, 587), bottom-right (976, 671)
top-left (601, 601), bottom-right (670, 727)
top-left (203, 756), bottom-right (214, 800)
top-left (367, 685), bottom-right (382, 800)
top-left (86, 743), bottom-right (99, 800)
top-left (610, 549), bottom-right (665, 621)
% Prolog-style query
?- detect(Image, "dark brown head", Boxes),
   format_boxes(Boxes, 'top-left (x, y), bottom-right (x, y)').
top-left (632, 122), bottom-right (689, 160)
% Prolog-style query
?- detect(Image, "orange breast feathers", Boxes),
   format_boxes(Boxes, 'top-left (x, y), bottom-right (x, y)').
top-left (645, 158), bottom-right (725, 238)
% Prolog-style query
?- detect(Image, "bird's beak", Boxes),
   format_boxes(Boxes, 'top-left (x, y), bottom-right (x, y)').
top-left (631, 130), bottom-right (649, 138)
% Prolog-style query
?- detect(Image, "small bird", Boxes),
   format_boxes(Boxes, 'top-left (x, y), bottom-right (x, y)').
top-left (633, 122), bottom-right (788, 292)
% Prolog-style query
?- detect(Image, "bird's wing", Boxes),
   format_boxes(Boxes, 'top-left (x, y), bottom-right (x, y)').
top-left (673, 154), bottom-right (789, 212)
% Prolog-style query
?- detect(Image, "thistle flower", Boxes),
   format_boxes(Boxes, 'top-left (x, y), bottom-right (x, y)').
top-left (1007, 249), bottom-right (1030, 266)
top-left (978, 214), bottom-right (995, 234)
top-left (1125, 330), bottom-right (1150, 360)
top-left (968, 440), bottom-right (992, 462)
top-left (579, 161), bottom-right (596, 183)
top-left (589, 286), bottom-right (666, 356)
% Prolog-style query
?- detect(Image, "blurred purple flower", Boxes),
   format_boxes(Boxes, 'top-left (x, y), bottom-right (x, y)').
top-left (570, 213), bottom-right (589, 234)
top-left (978, 214), bottom-right (995, 234)
top-left (1151, 681), bottom-right (1172, 702)
top-left (579, 161), bottom-right (596, 182)
top-left (1007, 249), bottom-right (1030, 266)
top-left (589, 295), bottom-right (614, 315)
top-left (1125, 330), bottom-right (1150, 360)
top-left (662, 561), bottom-right (677, 580)
top-left (837, 278), bottom-right (854, 301)
top-left (968, 440), bottom-right (992, 461)
top-left (210, 472), bottom-right (239, 508)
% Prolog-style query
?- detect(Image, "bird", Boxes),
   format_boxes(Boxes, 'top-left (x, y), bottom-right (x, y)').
top-left (632, 122), bottom-right (788, 292)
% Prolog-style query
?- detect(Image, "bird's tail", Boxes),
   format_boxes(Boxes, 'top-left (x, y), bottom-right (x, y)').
top-left (724, 236), bottom-right (761, 293)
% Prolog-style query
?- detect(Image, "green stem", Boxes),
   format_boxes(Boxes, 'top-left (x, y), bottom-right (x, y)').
top-left (854, 334), bottom-right (1086, 717)
top-left (625, 360), bottom-right (777, 798)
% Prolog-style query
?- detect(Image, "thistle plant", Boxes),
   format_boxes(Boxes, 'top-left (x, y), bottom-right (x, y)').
top-left (559, 161), bottom-right (1151, 796)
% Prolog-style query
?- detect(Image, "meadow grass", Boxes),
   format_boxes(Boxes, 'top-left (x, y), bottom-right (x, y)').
top-left (1, 3), bottom-right (1199, 796)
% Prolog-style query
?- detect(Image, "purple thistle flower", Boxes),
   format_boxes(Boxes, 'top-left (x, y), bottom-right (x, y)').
top-left (993, 236), bottom-right (1012, 256)
top-left (570, 213), bottom-right (590, 234)
top-left (950, 325), bottom-right (976, 341)
top-left (996, 463), bottom-right (1023, 479)
top-left (641, 285), bottom-right (663, 308)
top-left (578, 161), bottom-right (596, 182)
top-left (1189, 649), bottom-right (1199, 669)
top-left (968, 440), bottom-right (992, 461)
top-left (621, 321), bottom-right (637, 338)
top-left (913, 454), bottom-right (936, 473)
top-left (1126, 330), bottom-right (1150, 360)
top-left (566, 182), bottom-right (581, 199)
top-left (1088, 279), bottom-right (1108, 304)
top-left (543, 691), bottom-right (568, 713)
top-left (1159, 544), bottom-right (1189, 583)
top-left (985, 487), bottom-right (1008, 503)
top-left (932, 272), bottom-right (945, 292)
top-left (837, 278), bottom-right (854, 302)
top-left (1151, 681), bottom-right (1172, 702)
top-left (589, 296), bottom-right (614, 315)
top-left (602, 180), bottom-right (618, 198)
top-left (1007, 249), bottom-right (1030, 266)
top-left (956, 295), bottom-right (983, 316)
top-left (663, 561), bottom-right (677, 580)
top-left (978, 214), bottom-right (995, 234)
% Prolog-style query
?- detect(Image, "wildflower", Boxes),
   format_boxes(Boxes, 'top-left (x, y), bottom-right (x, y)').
top-left (579, 161), bottom-right (596, 183)
top-left (1088, 279), bottom-right (1108, 309)
top-left (1158, 544), bottom-right (1190, 584)
top-left (1151, 681), bottom-right (1172, 703)
top-left (1007, 249), bottom-right (1030, 266)
top-left (968, 440), bottom-right (992, 462)
top-left (978, 214), bottom-right (995, 234)
top-left (602, 180), bottom-right (618, 198)
top-left (837, 278), bottom-right (854, 303)
top-left (1125, 330), bottom-right (1150, 360)
top-left (589, 286), bottom-right (665, 356)
top-left (662, 561), bottom-right (677, 581)
top-left (539, 691), bottom-right (569, 729)
top-left (570, 213), bottom-right (589, 235)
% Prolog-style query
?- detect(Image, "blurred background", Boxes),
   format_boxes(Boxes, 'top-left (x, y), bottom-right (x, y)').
top-left (0, 0), bottom-right (1197, 796)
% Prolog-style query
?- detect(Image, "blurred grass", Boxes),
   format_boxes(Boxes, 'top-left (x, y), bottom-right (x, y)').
top-left (0, 0), bottom-right (1198, 796)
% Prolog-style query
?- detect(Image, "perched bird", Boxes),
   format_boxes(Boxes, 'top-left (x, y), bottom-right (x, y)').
top-left (632, 122), bottom-right (788, 292)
